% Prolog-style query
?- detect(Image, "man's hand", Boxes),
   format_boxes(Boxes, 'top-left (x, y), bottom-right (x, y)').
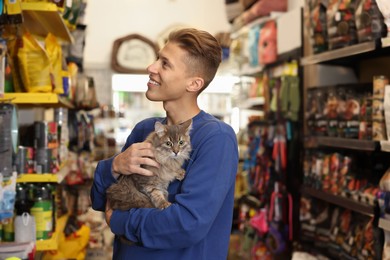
top-left (112, 142), bottom-right (160, 178)
top-left (105, 200), bottom-right (113, 227)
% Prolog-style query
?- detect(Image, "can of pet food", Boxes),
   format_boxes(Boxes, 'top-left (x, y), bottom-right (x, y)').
top-left (35, 148), bottom-right (52, 174)
top-left (373, 75), bottom-right (388, 99)
top-left (34, 121), bottom-right (49, 149)
top-left (15, 146), bottom-right (34, 174)
top-left (30, 184), bottom-right (53, 240)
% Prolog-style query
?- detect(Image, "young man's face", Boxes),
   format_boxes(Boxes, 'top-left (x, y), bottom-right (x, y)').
top-left (146, 42), bottom-right (191, 102)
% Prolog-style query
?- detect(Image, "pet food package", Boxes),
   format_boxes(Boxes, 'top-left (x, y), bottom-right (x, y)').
top-left (300, 197), bottom-right (317, 242)
top-left (359, 92), bottom-right (373, 140)
top-left (17, 32), bottom-right (53, 93)
top-left (248, 24), bottom-right (260, 67)
top-left (324, 88), bottom-right (339, 137)
top-left (258, 20), bottom-right (277, 65)
top-left (344, 88), bottom-right (361, 139)
top-left (372, 75), bottom-right (388, 141)
top-left (327, 0), bottom-right (359, 50)
top-left (376, 0), bottom-right (390, 34)
top-left (307, 0), bottom-right (329, 54)
top-left (314, 89), bottom-right (328, 136)
top-left (45, 33), bottom-right (63, 94)
top-left (355, 0), bottom-right (387, 43)
top-left (306, 89), bottom-right (324, 136)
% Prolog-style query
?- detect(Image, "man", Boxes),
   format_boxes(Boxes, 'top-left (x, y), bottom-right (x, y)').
top-left (91, 28), bottom-right (238, 259)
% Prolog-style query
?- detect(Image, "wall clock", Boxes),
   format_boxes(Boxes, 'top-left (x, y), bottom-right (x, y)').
top-left (111, 34), bottom-right (159, 74)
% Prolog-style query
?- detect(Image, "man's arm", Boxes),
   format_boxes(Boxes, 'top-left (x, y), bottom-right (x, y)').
top-left (90, 156), bottom-right (117, 212)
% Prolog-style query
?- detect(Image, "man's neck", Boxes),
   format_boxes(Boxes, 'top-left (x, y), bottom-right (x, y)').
top-left (164, 105), bottom-right (200, 125)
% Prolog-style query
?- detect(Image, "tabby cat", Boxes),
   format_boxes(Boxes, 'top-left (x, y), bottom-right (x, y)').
top-left (106, 119), bottom-right (192, 211)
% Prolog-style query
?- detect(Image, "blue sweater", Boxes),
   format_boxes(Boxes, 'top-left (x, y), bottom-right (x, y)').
top-left (91, 111), bottom-right (239, 260)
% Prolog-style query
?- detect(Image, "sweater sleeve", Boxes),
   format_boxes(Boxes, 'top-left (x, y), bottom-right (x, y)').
top-left (90, 156), bottom-right (117, 212)
top-left (110, 126), bottom-right (239, 249)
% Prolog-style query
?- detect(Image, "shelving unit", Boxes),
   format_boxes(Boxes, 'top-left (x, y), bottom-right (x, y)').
top-left (0, 1), bottom-right (84, 257)
top-left (21, 2), bottom-right (73, 43)
top-left (17, 174), bottom-right (58, 183)
top-left (301, 187), bottom-right (375, 216)
top-left (227, 8), bottom-right (303, 259)
top-left (16, 160), bottom-right (70, 184)
top-left (300, 41), bottom-right (377, 65)
top-left (300, 4), bottom-right (390, 256)
top-left (0, 92), bottom-right (72, 253)
top-left (1, 93), bottom-right (74, 109)
top-left (304, 136), bottom-right (379, 151)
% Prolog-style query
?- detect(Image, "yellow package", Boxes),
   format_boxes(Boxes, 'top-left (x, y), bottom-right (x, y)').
top-left (4, 0), bottom-right (22, 15)
top-left (45, 33), bottom-right (64, 94)
top-left (17, 32), bottom-right (53, 92)
top-left (42, 215), bottom-right (90, 260)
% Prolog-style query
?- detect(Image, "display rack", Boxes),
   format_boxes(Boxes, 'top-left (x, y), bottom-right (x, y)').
top-left (21, 2), bottom-right (73, 43)
top-left (1, 92), bottom-right (72, 252)
top-left (304, 136), bottom-right (379, 151)
top-left (301, 41), bottom-right (377, 65)
top-left (300, 4), bottom-right (390, 254)
top-left (301, 187), bottom-right (375, 216)
top-left (1, 93), bottom-right (74, 109)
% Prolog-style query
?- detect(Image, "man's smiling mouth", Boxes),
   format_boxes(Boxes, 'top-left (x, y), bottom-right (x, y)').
top-left (148, 79), bottom-right (160, 86)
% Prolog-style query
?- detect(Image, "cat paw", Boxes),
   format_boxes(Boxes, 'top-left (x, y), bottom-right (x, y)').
top-left (160, 201), bottom-right (171, 209)
top-left (176, 169), bottom-right (186, 180)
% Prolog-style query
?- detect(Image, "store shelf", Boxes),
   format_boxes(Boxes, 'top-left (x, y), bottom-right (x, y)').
top-left (21, 2), bottom-right (73, 43)
top-left (17, 174), bottom-right (58, 183)
top-left (1, 93), bottom-right (74, 108)
top-left (231, 12), bottom-right (284, 39)
top-left (235, 48), bottom-right (301, 77)
top-left (301, 187), bottom-right (375, 216)
top-left (239, 97), bottom-right (265, 109)
top-left (301, 41), bottom-right (377, 65)
top-left (305, 136), bottom-right (378, 151)
top-left (17, 161), bottom-right (69, 183)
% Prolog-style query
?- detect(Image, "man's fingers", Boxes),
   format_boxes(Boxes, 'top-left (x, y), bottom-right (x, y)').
top-left (140, 157), bottom-right (160, 168)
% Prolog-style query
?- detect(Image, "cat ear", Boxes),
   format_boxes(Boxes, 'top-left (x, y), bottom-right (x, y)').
top-left (181, 119), bottom-right (192, 134)
top-left (154, 121), bottom-right (166, 137)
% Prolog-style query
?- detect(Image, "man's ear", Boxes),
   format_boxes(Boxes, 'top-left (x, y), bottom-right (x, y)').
top-left (187, 77), bottom-right (204, 92)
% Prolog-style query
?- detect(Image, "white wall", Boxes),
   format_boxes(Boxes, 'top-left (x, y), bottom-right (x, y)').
top-left (83, 0), bottom-right (303, 105)
top-left (83, 0), bottom-right (303, 68)
top-left (83, 0), bottom-right (231, 68)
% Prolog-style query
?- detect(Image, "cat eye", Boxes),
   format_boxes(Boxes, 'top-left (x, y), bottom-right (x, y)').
top-left (166, 141), bottom-right (173, 147)
top-left (179, 140), bottom-right (184, 146)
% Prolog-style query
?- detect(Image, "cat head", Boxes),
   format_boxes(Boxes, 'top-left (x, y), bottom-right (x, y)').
top-left (152, 119), bottom-right (192, 161)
